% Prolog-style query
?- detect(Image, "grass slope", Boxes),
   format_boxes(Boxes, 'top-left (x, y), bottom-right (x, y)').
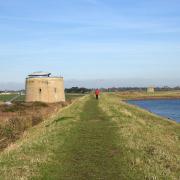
top-left (100, 94), bottom-right (180, 179)
top-left (0, 94), bottom-right (179, 179)
top-left (65, 93), bottom-right (85, 101)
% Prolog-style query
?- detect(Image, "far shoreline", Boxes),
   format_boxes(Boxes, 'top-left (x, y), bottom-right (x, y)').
top-left (125, 96), bottom-right (180, 101)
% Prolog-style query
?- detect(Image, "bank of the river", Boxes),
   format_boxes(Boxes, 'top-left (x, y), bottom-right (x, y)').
top-left (0, 94), bottom-right (179, 179)
top-left (115, 90), bottom-right (180, 100)
top-left (116, 91), bottom-right (180, 123)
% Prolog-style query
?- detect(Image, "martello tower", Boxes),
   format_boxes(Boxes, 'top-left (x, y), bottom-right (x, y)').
top-left (25, 72), bottom-right (65, 103)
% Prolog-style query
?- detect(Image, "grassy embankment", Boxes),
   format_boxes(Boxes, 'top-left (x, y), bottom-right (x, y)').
top-left (0, 93), bottom-right (84, 151)
top-left (65, 93), bottom-right (86, 101)
top-left (0, 93), bottom-right (179, 179)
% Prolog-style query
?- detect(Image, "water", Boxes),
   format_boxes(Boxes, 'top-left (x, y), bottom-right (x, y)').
top-left (127, 99), bottom-right (180, 123)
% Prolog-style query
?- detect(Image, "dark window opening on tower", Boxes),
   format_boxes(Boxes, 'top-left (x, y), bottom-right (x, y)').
top-left (39, 88), bottom-right (42, 93)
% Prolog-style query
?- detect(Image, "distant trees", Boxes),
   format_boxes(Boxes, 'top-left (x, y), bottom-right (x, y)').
top-left (65, 87), bottom-right (151, 94)
top-left (65, 87), bottom-right (91, 94)
top-left (65, 86), bottom-right (180, 94)
top-left (155, 86), bottom-right (180, 91)
top-left (100, 87), bottom-right (147, 92)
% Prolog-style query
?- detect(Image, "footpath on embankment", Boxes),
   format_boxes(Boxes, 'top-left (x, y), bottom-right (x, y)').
top-left (0, 94), bottom-right (179, 179)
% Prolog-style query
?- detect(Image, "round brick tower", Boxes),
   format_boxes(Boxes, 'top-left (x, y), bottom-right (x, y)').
top-left (25, 72), bottom-right (65, 103)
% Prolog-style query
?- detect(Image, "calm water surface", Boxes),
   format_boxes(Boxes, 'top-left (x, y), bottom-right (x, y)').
top-left (128, 99), bottom-right (180, 123)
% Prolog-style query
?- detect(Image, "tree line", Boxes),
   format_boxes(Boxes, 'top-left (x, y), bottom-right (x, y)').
top-left (65, 86), bottom-right (180, 93)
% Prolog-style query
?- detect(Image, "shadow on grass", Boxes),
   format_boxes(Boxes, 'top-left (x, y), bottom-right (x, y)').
top-left (46, 116), bottom-right (75, 127)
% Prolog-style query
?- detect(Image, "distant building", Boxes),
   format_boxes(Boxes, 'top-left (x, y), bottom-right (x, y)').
top-left (0, 92), bottom-right (11, 95)
top-left (147, 87), bottom-right (155, 93)
top-left (25, 72), bottom-right (65, 103)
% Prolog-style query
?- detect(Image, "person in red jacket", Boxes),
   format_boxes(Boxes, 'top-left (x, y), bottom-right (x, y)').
top-left (95, 89), bottom-right (100, 100)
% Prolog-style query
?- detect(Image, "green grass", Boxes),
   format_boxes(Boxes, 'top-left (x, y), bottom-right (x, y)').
top-left (0, 94), bottom-right (25, 102)
top-left (100, 93), bottom-right (180, 179)
top-left (65, 93), bottom-right (85, 101)
top-left (0, 94), bottom-right (179, 179)
top-left (38, 96), bottom-right (124, 179)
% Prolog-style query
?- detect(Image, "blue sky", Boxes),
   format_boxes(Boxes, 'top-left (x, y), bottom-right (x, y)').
top-left (0, 0), bottom-right (180, 88)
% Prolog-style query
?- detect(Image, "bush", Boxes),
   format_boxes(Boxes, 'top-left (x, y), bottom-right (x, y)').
top-left (32, 115), bottom-right (43, 126)
top-left (1, 125), bottom-right (15, 139)
top-left (32, 102), bottom-right (48, 107)
top-left (12, 117), bottom-right (32, 131)
top-left (2, 103), bottom-right (26, 112)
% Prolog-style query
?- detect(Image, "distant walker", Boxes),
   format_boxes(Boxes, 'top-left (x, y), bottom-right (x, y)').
top-left (95, 89), bottom-right (100, 100)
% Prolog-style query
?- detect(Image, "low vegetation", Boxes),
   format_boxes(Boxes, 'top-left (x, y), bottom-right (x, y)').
top-left (0, 93), bottom-right (83, 152)
top-left (0, 93), bottom-right (179, 179)
top-left (0, 102), bottom-right (68, 151)
top-left (65, 93), bottom-right (86, 101)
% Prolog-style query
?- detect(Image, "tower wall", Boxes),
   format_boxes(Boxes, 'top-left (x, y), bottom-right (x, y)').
top-left (147, 87), bottom-right (155, 93)
top-left (25, 77), bottom-right (65, 103)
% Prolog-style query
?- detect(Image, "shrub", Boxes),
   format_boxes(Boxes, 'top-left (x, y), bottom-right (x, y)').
top-left (2, 103), bottom-right (26, 112)
top-left (32, 115), bottom-right (43, 126)
top-left (2, 125), bottom-right (15, 139)
top-left (32, 101), bottom-right (48, 107)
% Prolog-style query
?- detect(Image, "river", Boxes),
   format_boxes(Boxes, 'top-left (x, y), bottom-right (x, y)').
top-left (128, 99), bottom-right (180, 123)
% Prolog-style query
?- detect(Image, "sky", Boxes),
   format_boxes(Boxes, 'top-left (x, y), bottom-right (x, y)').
top-left (0, 0), bottom-right (180, 89)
